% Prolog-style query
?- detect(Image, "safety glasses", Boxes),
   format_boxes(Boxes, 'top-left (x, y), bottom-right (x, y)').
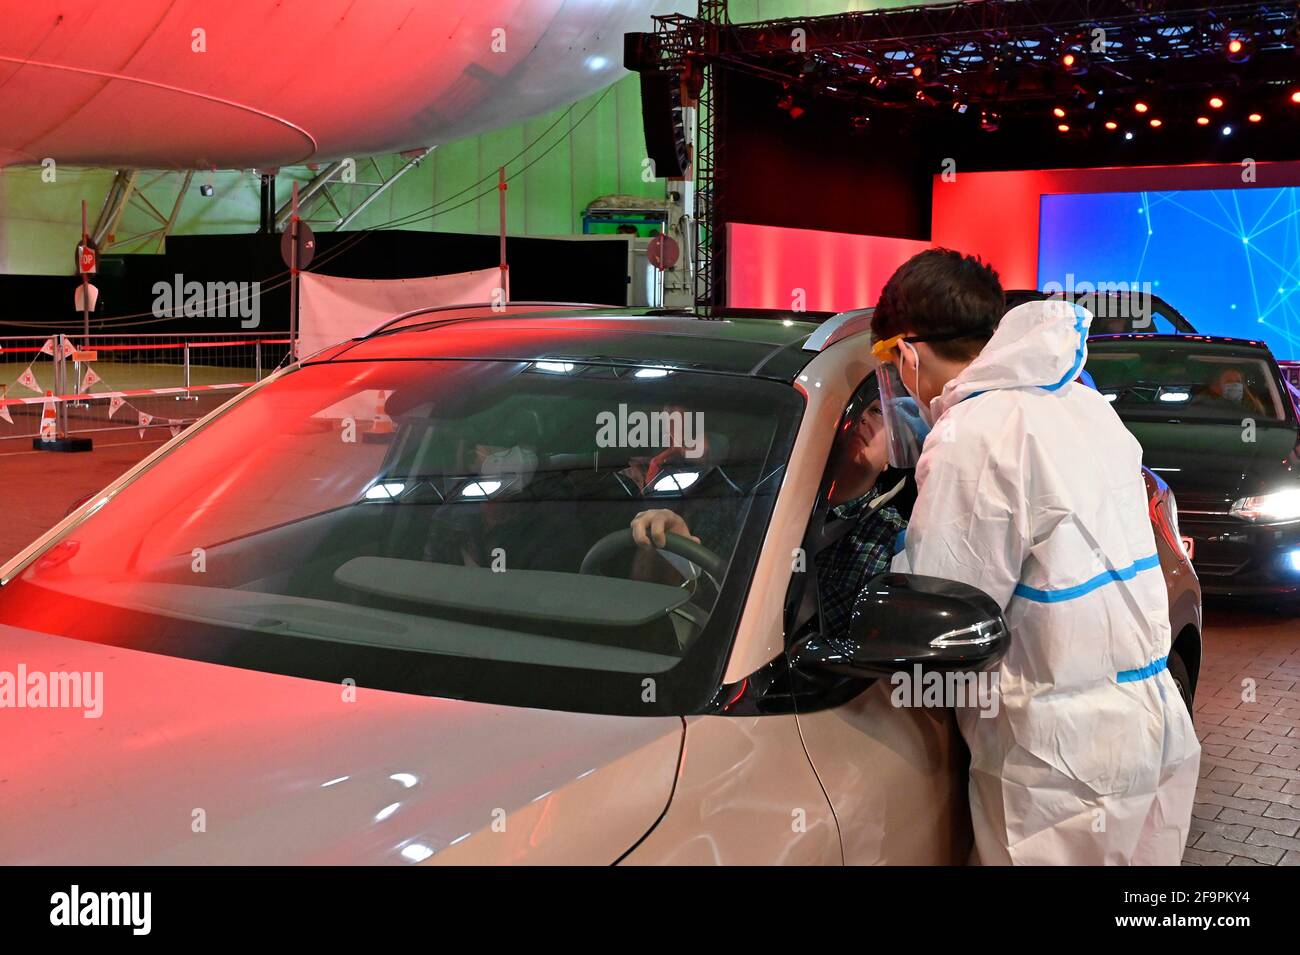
top-left (871, 327), bottom-right (986, 363)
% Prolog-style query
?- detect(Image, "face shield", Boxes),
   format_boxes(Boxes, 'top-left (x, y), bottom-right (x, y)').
top-left (875, 360), bottom-right (931, 469)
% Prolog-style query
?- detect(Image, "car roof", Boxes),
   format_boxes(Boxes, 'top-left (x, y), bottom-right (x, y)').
top-left (1088, 333), bottom-right (1275, 352)
top-left (310, 305), bottom-right (825, 382)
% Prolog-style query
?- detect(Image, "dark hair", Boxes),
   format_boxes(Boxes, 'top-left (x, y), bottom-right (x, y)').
top-left (871, 248), bottom-right (1004, 361)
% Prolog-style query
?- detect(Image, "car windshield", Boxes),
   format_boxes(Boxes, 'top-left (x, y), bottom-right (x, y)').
top-left (0, 358), bottom-right (803, 715)
top-left (1086, 341), bottom-right (1289, 423)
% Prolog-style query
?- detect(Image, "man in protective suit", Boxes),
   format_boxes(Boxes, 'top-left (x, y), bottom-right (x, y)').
top-left (870, 249), bottom-right (1200, 865)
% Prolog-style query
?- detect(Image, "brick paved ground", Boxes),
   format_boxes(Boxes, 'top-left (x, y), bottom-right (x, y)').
top-left (1184, 604), bottom-right (1300, 866)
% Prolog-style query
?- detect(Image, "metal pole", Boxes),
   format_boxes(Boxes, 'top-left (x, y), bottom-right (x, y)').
top-left (56, 334), bottom-right (67, 438)
top-left (81, 201), bottom-right (90, 346)
top-left (182, 342), bottom-right (192, 400)
top-left (255, 340), bottom-right (262, 381)
top-left (498, 167), bottom-right (508, 303)
top-left (289, 181), bottom-right (300, 361)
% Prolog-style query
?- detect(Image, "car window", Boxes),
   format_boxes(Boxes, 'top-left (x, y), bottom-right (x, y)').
top-left (1086, 342), bottom-right (1289, 423)
top-left (788, 371), bottom-right (907, 643)
top-left (0, 359), bottom-right (804, 716)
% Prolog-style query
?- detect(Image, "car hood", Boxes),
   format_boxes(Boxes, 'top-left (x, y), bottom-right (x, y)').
top-left (0, 625), bottom-right (682, 864)
top-left (1121, 419), bottom-right (1300, 506)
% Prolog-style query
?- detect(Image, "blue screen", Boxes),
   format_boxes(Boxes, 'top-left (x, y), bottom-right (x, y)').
top-left (1038, 187), bottom-right (1300, 360)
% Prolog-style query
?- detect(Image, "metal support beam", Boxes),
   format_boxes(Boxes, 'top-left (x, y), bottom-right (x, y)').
top-left (273, 160), bottom-right (347, 230)
top-left (336, 147), bottom-right (434, 229)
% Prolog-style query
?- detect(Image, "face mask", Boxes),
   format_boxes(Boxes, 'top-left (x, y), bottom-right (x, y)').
top-left (1222, 382), bottom-right (1244, 403)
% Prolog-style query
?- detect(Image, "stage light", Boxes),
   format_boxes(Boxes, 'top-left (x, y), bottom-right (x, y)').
top-left (1149, 117), bottom-right (1162, 128)
top-left (1104, 120), bottom-right (1118, 130)
top-left (1061, 48), bottom-right (1088, 75)
top-left (951, 100), bottom-right (969, 114)
top-left (1196, 116), bottom-right (1210, 125)
top-left (1053, 106), bottom-right (1066, 118)
top-left (1222, 125), bottom-right (1234, 136)
top-left (1124, 131), bottom-right (1134, 141)
top-left (1057, 123), bottom-right (1070, 133)
top-left (1292, 90), bottom-right (1300, 105)
top-left (1248, 112), bottom-right (1262, 123)
top-left (1209, 96), bottom-right (1225, 109)
top-left (1224, 32), bottom-right (1253, 64)
top-left (979, 109), bottom-right (1001, 132)
top-left (1134, 101), bottom-right (1149, 113)
top-left (868, 75), bottom-right (888, 90)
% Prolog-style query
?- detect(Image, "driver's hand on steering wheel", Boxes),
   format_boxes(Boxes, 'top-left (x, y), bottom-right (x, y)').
top-left (631, 509), bottom-right (701, 549)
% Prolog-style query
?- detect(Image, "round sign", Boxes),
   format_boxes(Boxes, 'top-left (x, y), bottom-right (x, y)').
top-left (280, 219), bottom-right (317, 268)
top-left (646, 232), bottom-right (680, 272)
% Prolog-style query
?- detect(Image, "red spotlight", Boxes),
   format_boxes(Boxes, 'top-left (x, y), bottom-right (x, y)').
top-left (1196, 116), bottom-right (1210, 125)
top-left (1062, 52), bottom-right (1076, 68)
top-left (1053, 106), bottom-right (1066, 118)
top-left (1134, 101), bottom-right (1149, 113)
top-left (1291, 90), bottom-right (1300, 105)
top-left (1224, 33), bottom-right (1252, 64)
top-left (1209, 96), bottom-right (1225, 109)
top-left (1057, 123), bottom-right (1070, 133)
top-left (1149, 118), bottom-right (1163, 128)
top-left (1104, 120), bottom-right (1118, 130)
top-left (1248, 112), bottom-right (1262, 123)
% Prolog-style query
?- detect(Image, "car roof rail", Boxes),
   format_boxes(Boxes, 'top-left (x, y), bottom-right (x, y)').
top-left (365, 301), bottom-right (608, 338)
top-left (803, 307), bottom-right (874, 352)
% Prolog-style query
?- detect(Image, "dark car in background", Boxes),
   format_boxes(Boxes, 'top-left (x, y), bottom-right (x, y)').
top-left (1086, 334), bottom-right (1300, 602)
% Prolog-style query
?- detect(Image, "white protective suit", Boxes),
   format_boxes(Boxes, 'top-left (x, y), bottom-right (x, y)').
top-left (895, 299), bottom-right (1201, 865)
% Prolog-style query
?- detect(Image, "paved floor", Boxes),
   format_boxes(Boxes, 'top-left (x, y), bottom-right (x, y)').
top-left (1185, 605), bottom-right (1300, 866)
top-left (1, 438), bottom-right (1298, 866)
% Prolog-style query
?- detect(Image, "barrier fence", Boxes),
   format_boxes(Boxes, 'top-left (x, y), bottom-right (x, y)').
top-left (0, 332), bottom-right (291, 443)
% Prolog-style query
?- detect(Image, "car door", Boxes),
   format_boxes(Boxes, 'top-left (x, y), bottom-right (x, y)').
top-left (785, 372), bottom-right (972, 864)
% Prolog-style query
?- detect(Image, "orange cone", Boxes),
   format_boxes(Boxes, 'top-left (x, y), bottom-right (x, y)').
top-left (38, 390), bottom-right (58, 442)
top-left (371, 390), bottom-right (395, 435)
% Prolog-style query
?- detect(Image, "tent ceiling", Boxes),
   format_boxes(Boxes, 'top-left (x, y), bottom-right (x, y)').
top-left (0, 0), bottom-right (673, 169)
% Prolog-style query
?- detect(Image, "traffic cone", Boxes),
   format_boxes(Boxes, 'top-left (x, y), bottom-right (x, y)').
top-left (38, 390), bottom-right (58, 442)
top-left (371, 391), bottom-right (395, 436)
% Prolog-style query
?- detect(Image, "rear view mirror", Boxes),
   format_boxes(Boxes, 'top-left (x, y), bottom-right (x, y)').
top-left (792, 573), bottom-right (1009, 678)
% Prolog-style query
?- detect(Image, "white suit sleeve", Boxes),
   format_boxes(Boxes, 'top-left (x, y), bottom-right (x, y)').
top-left (901, 408), bottom-right (1030, 610)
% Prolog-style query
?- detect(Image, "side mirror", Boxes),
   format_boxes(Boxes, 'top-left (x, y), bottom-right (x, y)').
top-left (791, 573), bottom-right (1009, 678)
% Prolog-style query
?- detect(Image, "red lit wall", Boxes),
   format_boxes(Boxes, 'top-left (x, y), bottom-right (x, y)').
top-left (726, 222), bottom-right (929, 312)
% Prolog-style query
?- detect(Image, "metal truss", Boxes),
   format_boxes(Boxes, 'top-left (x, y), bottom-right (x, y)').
top-left (274, 148), bottom-right (435, 232)
top-left (660, 1), bottom-right (1300, 112)
top-left (92, 169), bottom-right (194, 253)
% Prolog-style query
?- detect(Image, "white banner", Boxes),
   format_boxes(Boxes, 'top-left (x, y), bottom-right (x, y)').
top-left (296, 268), bottom-right (505, 360)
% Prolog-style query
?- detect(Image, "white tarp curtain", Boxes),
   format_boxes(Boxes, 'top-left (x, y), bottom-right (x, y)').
top-left (297, 268), bottom-right (504, 359)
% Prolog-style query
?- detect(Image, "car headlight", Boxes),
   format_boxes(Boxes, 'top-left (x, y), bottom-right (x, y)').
top-left (1230, 488), bottom-right (1300, 524)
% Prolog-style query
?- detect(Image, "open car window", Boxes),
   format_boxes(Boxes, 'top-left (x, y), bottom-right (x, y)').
top-left (0, 359), bottom-right (804, 715)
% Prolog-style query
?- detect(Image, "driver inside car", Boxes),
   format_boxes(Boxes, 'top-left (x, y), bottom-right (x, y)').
top-left (630, 394), bottom-right (906, 638)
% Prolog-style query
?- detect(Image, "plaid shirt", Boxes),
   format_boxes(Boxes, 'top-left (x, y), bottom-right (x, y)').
top-left (817, 489), bottom-right (906, 638)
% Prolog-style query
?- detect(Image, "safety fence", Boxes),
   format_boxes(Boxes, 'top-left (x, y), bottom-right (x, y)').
top-left (0, 332), bottom-right (291, 443)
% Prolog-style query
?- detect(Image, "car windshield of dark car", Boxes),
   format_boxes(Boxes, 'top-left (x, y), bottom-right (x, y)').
top-left (0, 359), bottom-right (803, 715)
top-left (1086, 342), bottom-right (1288, 423)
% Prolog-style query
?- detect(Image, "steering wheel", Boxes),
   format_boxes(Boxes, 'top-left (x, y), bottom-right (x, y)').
top-left (579, 529), bottom-right (727, 588)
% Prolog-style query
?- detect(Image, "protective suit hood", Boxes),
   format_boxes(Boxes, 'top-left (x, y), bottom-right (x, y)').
top-left (933, 299), bottom-right (1092, 420)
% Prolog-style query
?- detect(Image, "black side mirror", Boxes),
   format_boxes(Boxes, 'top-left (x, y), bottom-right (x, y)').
top-left (792, 573), bottom-right (1009, 678)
